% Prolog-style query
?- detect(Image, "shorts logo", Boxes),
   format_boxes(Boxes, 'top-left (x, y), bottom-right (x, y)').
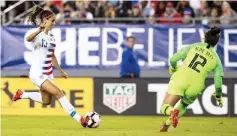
top-left (40, 75), bottom-right (44, 79)
top-left (103, 83), bottom-right (136, 114)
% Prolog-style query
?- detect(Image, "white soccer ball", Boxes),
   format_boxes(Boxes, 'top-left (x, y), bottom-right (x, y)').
top-left (84, 111), bottom-right (101, 128)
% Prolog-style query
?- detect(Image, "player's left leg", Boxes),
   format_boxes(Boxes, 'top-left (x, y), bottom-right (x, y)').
top-left (40, 79), bottom-right (88, 127)
top-left (164, 84), bottom-right (203, 129)
top-left (160, 93), bottom-right (180, 132)
top-left (160, 76), bottom-right (188, 131)
top-left (175, 84), bottom-right (203, 119)
top-left (160, 93), bottom-right (180, 115)
top-left (175, 100), bottom-right (189, 118)
top-left (160, 76), bottom-right (185, 116)
top-left (162, 99), bottom-right (189, 132)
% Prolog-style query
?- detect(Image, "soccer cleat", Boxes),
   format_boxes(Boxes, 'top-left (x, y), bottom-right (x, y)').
top-left (12, 89), bottom-right (23, 101)
top-left (160, 122), bottom-right (170, 132)
top-left (170, 109), bottom-right (179, 128)
top-left (80, 116), bottom-right (89, 128)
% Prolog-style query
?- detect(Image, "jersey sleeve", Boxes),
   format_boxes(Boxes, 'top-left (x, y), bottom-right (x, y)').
top-left (31, 33), bottom-right (40, 43)
top-left (213, 55), bottom-right (224, 97)
top-left (31, 33), bottom-right (41, 48)
top-left (213, 57), bottom-right (224, 77)
top-left (170, 44), bottom-right (196, 67)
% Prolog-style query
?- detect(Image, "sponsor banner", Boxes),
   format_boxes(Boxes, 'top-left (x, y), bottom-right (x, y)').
top-left (103, 83), bottom-right (136, 114)
top-left (1, 25), bottom-right (237, 70)
top-left (1, 78), bottom-right (93, 115)
top-left (94, 78), bottom-right (237, 116)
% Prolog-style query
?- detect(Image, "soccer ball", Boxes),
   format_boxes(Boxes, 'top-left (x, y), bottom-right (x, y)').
top-left (84, 111), bottom-right (101, 128)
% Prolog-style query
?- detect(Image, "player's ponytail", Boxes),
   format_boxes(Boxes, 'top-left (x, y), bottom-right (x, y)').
top-left (205, 26), bottom-right (221, 48)
top-left (210, 26), bottom-right (221, 36)
top-left (28, 4), bottom-right (54, 26)
top-left (28, 4), bottom-right (44, 26)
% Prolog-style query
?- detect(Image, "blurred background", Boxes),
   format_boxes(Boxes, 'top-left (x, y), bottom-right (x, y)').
top-left (2, 0), bottom-right (237, 25)
top-left (1, 0), bottom-right (237, 122)
top-left (1, 0), bottom-right (237, 77)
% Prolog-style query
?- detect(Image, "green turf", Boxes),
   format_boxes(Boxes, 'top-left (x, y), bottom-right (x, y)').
top-left (1, 116), bottom-right (237, 136)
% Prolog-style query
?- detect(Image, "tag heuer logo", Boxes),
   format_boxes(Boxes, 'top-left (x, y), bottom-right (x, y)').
top-left (103, 83), bottom-right (136, 114)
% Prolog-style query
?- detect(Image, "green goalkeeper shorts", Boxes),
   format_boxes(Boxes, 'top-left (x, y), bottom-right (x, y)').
top-left (167, 71), bottom-right (205, 104)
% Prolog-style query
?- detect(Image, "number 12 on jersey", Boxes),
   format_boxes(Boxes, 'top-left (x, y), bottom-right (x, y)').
top-left (188, 53), bottom-right (207, 73)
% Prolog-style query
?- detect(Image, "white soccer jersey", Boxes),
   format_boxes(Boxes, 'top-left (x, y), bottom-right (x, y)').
top-left (29, 31), bottom-right (56, 88)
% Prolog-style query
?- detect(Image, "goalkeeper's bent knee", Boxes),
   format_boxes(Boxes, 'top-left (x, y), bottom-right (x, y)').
top-left (160, 104), bottom-right (173, 115)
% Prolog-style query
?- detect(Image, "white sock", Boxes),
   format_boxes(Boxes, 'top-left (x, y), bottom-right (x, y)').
top-left (58, 96), bottom-right (81, 123)
top-left (21, 92), bottom-right (42, 103)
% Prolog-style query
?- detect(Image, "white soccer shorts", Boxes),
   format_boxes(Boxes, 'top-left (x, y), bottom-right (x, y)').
top-left (30, 74), bottom-right (54, 89)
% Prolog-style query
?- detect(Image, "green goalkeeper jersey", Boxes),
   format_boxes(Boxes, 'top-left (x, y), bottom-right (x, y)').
top-left (170, 42), bottom-right (224, 96)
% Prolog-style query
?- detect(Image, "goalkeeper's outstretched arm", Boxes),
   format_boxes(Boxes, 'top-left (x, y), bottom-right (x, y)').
top-left (213, 70), bottom-right (223, 108)
top-left (213, 58), bottom-right (224, 97)
top-left (214, 76), bottom-right (223, 97)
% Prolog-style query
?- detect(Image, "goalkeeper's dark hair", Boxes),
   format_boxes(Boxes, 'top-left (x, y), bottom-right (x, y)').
top-left (205, 26), bottom-right (221, 49)
top-left (28, 4), bottom-right (54, 26)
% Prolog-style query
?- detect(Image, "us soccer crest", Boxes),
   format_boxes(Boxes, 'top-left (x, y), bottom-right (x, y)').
top-left (103, 83), bottom-right (136, 114)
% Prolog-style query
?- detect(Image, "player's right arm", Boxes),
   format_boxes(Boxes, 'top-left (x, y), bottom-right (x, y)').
top-left (213, 58), bottom-right (224, 97)
top-left (213, 57), bottom-right (224, 107)
top-left (26, 27), bottom-right (44, 42)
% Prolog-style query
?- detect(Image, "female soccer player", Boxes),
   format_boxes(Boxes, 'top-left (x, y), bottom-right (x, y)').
top-left (12, 5), bottom-right (88, 127)
top-left (160, 26), bottom-right (224, 132)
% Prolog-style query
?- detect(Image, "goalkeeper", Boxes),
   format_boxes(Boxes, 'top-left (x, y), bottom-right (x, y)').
top-left (160, 26), bottom-right (224, 132)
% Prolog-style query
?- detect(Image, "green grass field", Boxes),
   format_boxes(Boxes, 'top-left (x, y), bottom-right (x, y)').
top-left (1, 116), bottom-right (237, 136)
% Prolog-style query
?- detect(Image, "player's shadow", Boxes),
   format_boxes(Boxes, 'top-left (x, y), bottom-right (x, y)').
top-left (1, 81), bottom-right (14, 107)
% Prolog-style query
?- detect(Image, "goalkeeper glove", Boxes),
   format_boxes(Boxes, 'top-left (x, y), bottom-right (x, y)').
top-left (212, 93), bottom-right (223, 108)
top-left (169, 66), bottom-right (178, 75)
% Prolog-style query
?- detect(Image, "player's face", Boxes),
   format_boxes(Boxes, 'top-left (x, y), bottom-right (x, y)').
top-left (44, 15), bottom-right (56, 31)
top-left (127, 38), bottom-right (135, 48)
